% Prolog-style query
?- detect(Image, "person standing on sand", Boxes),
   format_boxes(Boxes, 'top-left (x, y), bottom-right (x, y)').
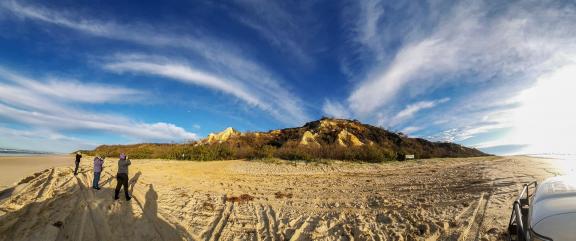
top-left (74, 152), bottom-right (82, 175)
top-left (93, 156), bottom-right (105, 190)
top-left (114, 153), bottom-right (131, 201)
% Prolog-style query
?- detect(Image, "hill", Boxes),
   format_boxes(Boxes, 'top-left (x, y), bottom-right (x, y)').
top-left (83, 118), bottom-right (487, 162)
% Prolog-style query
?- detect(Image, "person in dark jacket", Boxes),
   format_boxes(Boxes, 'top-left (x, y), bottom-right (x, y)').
top-left (74, 152), bottom-right (82, 175)
top-left (114, 153), bottom-right (131, 201)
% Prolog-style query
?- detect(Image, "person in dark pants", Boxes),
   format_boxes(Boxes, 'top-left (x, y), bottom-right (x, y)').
top-left (74, 152), bottom-right (82, 175)
top-left (114, 153), bottom-right (131, 201)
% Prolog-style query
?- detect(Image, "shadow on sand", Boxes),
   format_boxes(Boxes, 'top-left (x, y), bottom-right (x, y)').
top-left (0, 187), bottom-right (14, 203)
top-left (129, 171), bottom-right (142, 195)
top-left (0, 172), bottom-right (193, 241)
top-left (139, 184), bottom-right (191, 241)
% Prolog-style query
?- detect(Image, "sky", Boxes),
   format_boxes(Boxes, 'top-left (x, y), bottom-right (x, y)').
top-left (0, 0), bottom-right (575, 155)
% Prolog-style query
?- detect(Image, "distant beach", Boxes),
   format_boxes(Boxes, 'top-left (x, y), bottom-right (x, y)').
top-left (527, 153), bottom-right (576, 161)
top-left (0, 153), bottom-right (53, 157)
top-left (0, 148), bottom-right (55, 156)
top-left (0, 155), bottom-right (73, 189)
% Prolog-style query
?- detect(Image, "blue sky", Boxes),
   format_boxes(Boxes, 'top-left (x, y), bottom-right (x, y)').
top-left (0, 0), bottom-right (575, 154)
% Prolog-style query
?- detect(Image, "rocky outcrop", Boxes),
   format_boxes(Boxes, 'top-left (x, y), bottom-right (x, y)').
top-left (300, 131), bottom-right (320, 146)
top-left (203, 127), bottom-right (240, 144)
top-left (191, 117), bottom-right (486, 159)
top-left (336, 130), bottom-right (364, 147)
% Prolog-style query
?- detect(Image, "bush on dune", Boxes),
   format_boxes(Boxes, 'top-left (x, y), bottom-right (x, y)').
top-left (80, 118), bottom-right (486, 162)
top-left (82, 142), bottom-right (398, 163)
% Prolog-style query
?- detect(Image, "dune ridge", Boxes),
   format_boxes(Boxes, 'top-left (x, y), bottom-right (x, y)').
top-left (84, 118), bottom-right (487, 161)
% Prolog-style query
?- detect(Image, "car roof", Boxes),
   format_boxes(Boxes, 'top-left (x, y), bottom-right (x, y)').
top-left (531, 175), bottom-right (576, 226)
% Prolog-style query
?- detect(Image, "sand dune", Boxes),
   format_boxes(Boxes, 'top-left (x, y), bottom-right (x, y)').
top-left (0, 156), bottom-right (570, 241)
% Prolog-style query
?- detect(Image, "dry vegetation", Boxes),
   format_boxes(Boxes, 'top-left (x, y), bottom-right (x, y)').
top-left (224, 194), bottom-right (255, 203)
top-left (82, 118), bottom-right (487, 162)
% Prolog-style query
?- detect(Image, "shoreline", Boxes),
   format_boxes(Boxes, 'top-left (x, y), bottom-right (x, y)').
top-left (0, 154), bottom-right (74, 188)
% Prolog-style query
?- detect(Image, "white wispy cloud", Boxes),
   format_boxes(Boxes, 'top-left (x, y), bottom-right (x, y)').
top-left (400, 126), bottom-right (422, 135)
top-left (0, 126), bottom-right (98, 153)
top-left (353, 0), bottom-right (384, 54)
top-left (1, 1), bottom-right (112, 35)
top-left (389, 98), bottom-right (449, 126)
top-left (0, 66), bottom-right (197, 151)
top-left (103, 60), bottom-right (262, 106)
top-left (465, 68), bottom-right (576, 154)
top-left (347, 0), bottom-right (576, 116)
top-left (103, 54), bottom-right (309, 125)
top-left (481, 64), bottom-right (576, 154)
top-left (338, 0), bottom-right (576, 153)
top-left (413, 90), bottom-right (522, 143)
top-left (2, 0), bottom-right (202, 50)
top-left (1, 1), bottom-right (244, 63)
top-left (428, 121), bottom-right (510, 144)
top-left (1, 1), bottom-right (310, 124)
top-left (348, 38), bottom-right (457, 115)
top-left (0, 67), bottom-right (143, 104)
top-left (233, 0), bottom-right (313, 64)
top-left (340, 0), bottom-right (422, 75)
top-left (322, 99), bottom-right (351, 119)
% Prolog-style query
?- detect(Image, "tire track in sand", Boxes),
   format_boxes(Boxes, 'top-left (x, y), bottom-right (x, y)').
top-left (256, 204), bottom-right (279, 241)
top-left (3, 168), bottom-right (56, 241)
top-left (459, 160), bottom-right (494, 241)
top-left (203, 199), bottom-right (234, 241)
top-left (75, 171), bottom-right (183, 241)
top-left (457, 192), bottom-right (488, 241)
top-left (289, 216), bottom-right (319, 241)
top-left (72, 172), bottom-right (113, 241)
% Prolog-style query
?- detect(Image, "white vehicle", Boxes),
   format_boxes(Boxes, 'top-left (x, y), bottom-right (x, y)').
top-left (508, 175), bottom-right (576, 241)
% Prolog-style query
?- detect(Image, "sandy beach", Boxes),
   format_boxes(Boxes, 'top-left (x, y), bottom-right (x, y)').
top-left (0, 155), bottom-right (75, 190)
top-left (0, 155), bottom-right (573, 241)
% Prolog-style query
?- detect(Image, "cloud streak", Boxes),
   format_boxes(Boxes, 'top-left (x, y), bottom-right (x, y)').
top-left (0, 66), bottom-right (197, 150)
top-left (332, 0), bottom-right (576, 153)
top-left (104, 60), bottom-right (262, 106)
top-left (0, 126), bottom-right (98, 153)
top-left (346, 0), bottom-right (576, 115)
top-left (233, 0), bottom-right (314, 64)
top-left (389, 98), bottom-right (449, 126)
top-left (0, 67), bottom-right (143, 104)
top-left (322, 99), bottom-right (351, 119)
top-left (1, 1), bottom-right (310, 124)
top-left (103, 54), bottom-right (309, 125)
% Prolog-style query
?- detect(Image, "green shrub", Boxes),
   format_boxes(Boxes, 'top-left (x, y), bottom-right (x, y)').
top-left (83, 142), bottom-right (398, 162)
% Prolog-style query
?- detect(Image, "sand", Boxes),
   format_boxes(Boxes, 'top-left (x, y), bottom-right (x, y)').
top-left (0, 155), bottom-right (75, 190)
top-left (0, 155), bottom-right (573, 241)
